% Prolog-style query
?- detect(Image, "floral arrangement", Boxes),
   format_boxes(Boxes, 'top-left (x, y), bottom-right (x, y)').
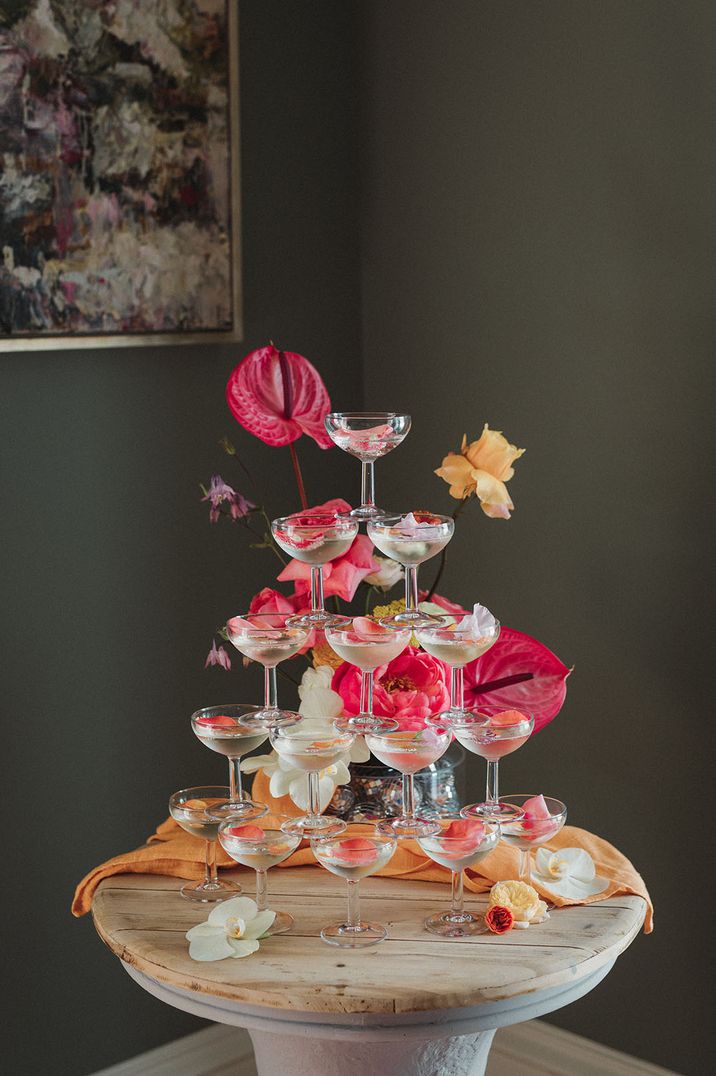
top-left (200, 343), bottom-right (570, 810)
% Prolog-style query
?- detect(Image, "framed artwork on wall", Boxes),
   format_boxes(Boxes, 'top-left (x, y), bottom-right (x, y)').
top-left (0, 0), bottom-right (242, 350)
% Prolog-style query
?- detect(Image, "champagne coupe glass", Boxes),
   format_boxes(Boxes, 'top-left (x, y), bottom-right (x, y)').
top-left (272, 510), bottom-right (357, 629)
top-left (324, 412), bottom-right (411, 520)
top-left (169, 786), bottom-right (252, 902)
top-left (190, 704), bottom-right (270, 821)
top-left (366, 725), bottom-right (451, 838)
top-left (418, 819), bottom-right (501, 937)
top-left (498, 794), bottom-right (568, 887)
top-left (449, 709), bottom-right (535, 823)
top-left (217, 816), bottom-right (301, 934)
top-left (326, 617), bottom-right (410, 734)
top-left (226, 612), bottom-right (307, 727)
top-left (368, 512), bottom-right (454, 628)
top-left (417, 614), bottom-right (501, 729)
top-left (311, 824), bottom-right (398, 947)
top-left (269, 726), bottom-right (354, 838)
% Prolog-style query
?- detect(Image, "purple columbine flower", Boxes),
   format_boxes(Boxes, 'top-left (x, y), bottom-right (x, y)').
top-left (205, 640), bottom-right (232, 671)
top-left (202, 475), bottom-right (254, 523)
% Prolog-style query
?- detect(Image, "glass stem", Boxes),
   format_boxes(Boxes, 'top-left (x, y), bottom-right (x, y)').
top-left (360, 460), bottom-right (375, 510)
top-left (307, 769), bottom-right (321, 819)
top-left (360, 669), bottom-right (374, 716)
top-left (255, 869), bottom-right (268, 912)
top-left (208, 839), bottom-right (219, 885)
top-left (485, 759), bottom-right (499, 806)
top-left (451, 665), bottom-right (464, 711)
top-left (265, 665), bottom-right (278, 709)
top-left (519, 848), bottom-right (532, 885)
top-left (229, 756), bottom-right (243, 803)
top-left (451, 869), bottom-right (464, 917)
top-left (346, 879), bottom-right (361, 928)
top-left (405, 565), bottom-right (419, 614)
top-left (203, 840), bottom-right (212, 886)
top-left (310, 565), bottom-right (324, 613)
top-left (402, 772), bottom-right (416, 820)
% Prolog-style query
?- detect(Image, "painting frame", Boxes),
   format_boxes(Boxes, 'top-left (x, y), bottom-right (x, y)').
top-left (0, 1), bottom-right (242, 352)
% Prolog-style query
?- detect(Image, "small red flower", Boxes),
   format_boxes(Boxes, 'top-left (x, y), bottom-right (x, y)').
top-left (485, 905), bottom-right (514, 934)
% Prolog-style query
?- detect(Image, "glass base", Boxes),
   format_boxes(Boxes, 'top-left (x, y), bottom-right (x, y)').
top-left (320, 921), bottom-right (387, 948)
top-left (280, 814), bottom-right (347, 838)
top-left (427, 709), bottom-right (489, 732)
top-left (349, 504), bottom-right (385, 520)
top-left (265, 910), bottom-right (294, 935)
top-left (378, 815), bottom-right (441, 840)
top-left (461, 801), bottom-right (526, 823)
top-left (381, 610), bottom-right (444, 629)
top-left (424, 909), bottom-right (486, 938)
top-left (287, 610), bottom-right (350, 630)
top-left (249, 707), bottom-right (302, 729)
top-left (180, 878), bottom-right (241, 903)
top-left (210, 799), bottom-right (268, 822)
top-left (334, 714), bottom-right (399, 735)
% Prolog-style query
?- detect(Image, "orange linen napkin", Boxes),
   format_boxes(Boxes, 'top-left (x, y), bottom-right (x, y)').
top-left (73, 780), bottom-right (653, 932)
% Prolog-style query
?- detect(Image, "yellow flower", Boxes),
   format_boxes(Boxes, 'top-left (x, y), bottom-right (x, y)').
top-left (435, 424), bottom-right (525, 518)
top-left (488, 880), bottom-right (544, 923)
top-left (311, 639), bottom-right (343, 670)
top-left (371, 599), bottom-right (407, 620)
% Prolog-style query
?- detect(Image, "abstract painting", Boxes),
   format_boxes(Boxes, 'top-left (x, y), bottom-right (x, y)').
top-left (0, 0), bottom-right (241, 349)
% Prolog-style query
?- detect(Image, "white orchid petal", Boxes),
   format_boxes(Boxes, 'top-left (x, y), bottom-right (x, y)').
top-left (349, 737), bottom-right (370, 764)
top-left (241, 752), bottom-right (278, 774)
top-left (185, 922), bottom-right (225, 941)
top-left (299, 687), bottom-right (344, 721)
top-left (208, 896), bottom-right (257, 927)
top-left (271, 768), bottom-right (296, 797)
top-left (188, 933), bottom-right (236, 961)
top-left (318, 773), bottom-right (338, 811)
top-left (289, 774), bottom-right (311, 811)
top-left (242, 909), bottom-right (276, 939)
top-left (557, 847), bottom-right (596, 882)
top-left (228, 938), bottom-right (260, 958)
top-left (332, 761), bottom-right (351, 785)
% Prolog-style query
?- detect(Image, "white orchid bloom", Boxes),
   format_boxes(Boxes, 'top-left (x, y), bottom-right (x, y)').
top-left (533, 847), bottom-right (609, 899)
top-left (186, 896), bottom-right (275, 961)
top-left (364, 556), bottom-right (404, 590)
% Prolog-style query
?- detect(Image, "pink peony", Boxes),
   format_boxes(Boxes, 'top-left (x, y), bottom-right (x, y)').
top-left (277, 499), bottom-right (379, 602)
top-left (226, 344), bottom-right (333, 449)
top-left (463, 627), bottom-right (570, 734)
top-left (332, 646), bottom-right (450, 731)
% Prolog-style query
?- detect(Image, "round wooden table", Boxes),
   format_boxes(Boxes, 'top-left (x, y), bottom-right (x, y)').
top-left (92, 865), bottom-right (646, 1076)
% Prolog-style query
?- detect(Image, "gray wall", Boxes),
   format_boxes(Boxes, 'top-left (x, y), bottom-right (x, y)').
top-left (2, 4), bottom-right (360, 1074)
top-left (359, 3), bottom-right (712, 1074)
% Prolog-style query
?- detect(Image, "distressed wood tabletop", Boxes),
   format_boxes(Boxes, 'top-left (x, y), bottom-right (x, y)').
top-left (91, 866), bottom-right (646, 1016)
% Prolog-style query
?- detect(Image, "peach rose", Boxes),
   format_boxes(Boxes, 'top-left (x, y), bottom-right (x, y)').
top-left (435, 425), bottom-right (525, 518)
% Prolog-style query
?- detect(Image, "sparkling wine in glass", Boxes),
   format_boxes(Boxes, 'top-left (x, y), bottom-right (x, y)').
top-left (498, 794), bottom-right (567, 887)
top-left (169, 785), bottom-right (254, 902)
top-left (449, 709), bottom-right (535, 823)
top-left (417, 608), bottom-right (500, 729)
top-left (366, 724), bottom-right (451, 839)
top-left (190, 704), bottom-right (269, 821)
top-left (272, 510), bottom-right (357, 630)
top-left (226, 612), bottom-right (306, 728)
top-left (269, 726), bottom-right (354, 838)
top-left (217, 817), bottom-right (302, 934)
top-left (418, 818), bottom-right (500, 936)
top-left (368, 512), bottom-right (454, 628)
top-left (311, 825), bottom-right (397, 947)
top-left (326, 617), bottom-right (409, 735)
top-left (324, 412), bottom-right (411, 520)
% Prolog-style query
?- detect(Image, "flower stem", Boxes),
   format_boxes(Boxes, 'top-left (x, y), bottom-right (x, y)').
top-left (289, 442), bottom-right (309, 510)
top-left (425, 498), bottom-right (470, 600)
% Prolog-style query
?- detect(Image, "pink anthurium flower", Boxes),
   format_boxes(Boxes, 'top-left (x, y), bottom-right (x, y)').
top-left (462, 627), bottom-right (570, 733)
top-left (226, 344), bottom-right (333, 449)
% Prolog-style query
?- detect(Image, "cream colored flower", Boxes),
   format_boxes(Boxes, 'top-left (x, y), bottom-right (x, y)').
top-left (488, 879), bottom-right (548, 928)
top-left (186, 896), bottom-right (275, 961)
top-left (435, 425), bottom-right (525, 518)
top-left (364, 556), bottom-right (404, 590)
top-left (533, 848), bottom-right (608, 899)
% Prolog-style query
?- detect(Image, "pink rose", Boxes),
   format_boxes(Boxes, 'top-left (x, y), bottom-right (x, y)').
top-left (277, 499), bottom-right (379, 602)
top-left (332, 646), bottom-right (450, 731)
top-left (247, 587), bottom-right (313, 651)
top-left (419, 590), bottom-right (469, 617)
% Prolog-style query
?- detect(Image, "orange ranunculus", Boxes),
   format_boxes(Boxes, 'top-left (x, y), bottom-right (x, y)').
top-left (435, 424), bottom-right (525, 518)
top-left (485, 904), bottom-right (514, 934)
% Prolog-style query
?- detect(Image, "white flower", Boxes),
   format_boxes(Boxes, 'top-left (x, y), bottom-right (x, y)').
top-left (186, 896), bottom-right (275, 961)
top-left (533, 848), bottom-right (609, 899)
top-left (240, 666), bottom-right (368, 809)
top-left (365, 556), bottom-right (404, 590)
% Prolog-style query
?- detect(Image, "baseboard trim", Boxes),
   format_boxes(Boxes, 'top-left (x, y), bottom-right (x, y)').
top-left (92, 1018), bottom-right (680, 1076)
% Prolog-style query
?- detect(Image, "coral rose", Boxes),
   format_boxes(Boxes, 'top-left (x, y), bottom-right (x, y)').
top-left (485, 905), bottom-right (514, 934)
top-left (435, 425), bottom-right (525, 518)
top-left (332, 646), bottom-right (450, 731)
